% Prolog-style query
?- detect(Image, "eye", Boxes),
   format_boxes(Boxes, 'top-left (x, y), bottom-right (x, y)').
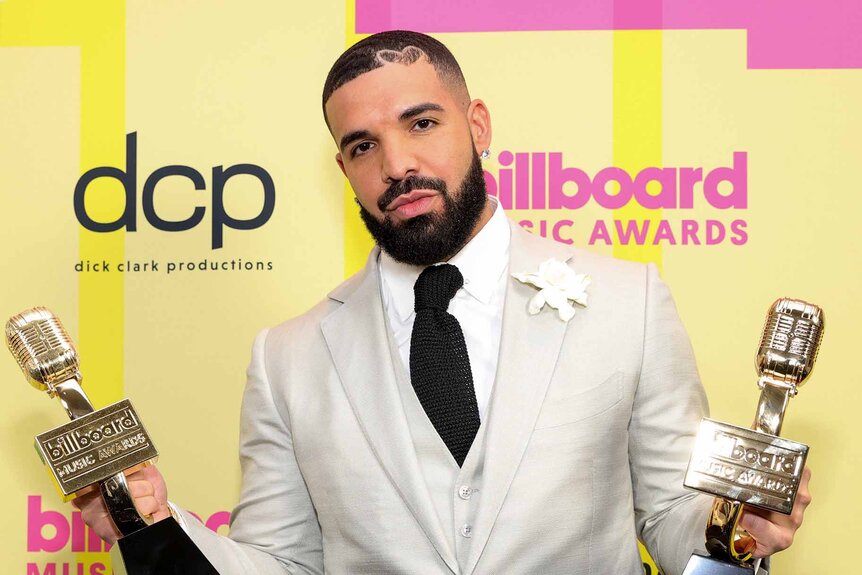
top-left (413, 118), bottom-right (437, 131)
top-left (351, 141), bottom-right (375, 158)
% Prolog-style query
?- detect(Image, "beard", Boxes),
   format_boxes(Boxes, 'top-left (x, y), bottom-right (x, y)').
top-left (359, 149), bottom-right (488, 266)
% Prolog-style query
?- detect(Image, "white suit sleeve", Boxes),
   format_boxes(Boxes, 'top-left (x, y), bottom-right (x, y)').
top-left (629, 264), bottom-right (713, 575)
top-left (178, 328), bottom-right (325, 574)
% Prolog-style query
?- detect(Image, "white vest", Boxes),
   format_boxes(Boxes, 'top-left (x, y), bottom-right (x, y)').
top-left (385, 314), bottom-right (488, 573)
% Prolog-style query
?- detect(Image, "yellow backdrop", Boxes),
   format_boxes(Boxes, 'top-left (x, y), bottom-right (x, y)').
top-left (1, 1), bottom-right (858, 573)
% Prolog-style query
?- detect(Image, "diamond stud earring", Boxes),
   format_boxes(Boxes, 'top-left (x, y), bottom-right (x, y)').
top-left (480, 148), bottom-right (491, 160)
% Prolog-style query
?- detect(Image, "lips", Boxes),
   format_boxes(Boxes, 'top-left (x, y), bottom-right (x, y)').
top-left (385, 190), bottom-right (438, 211)
top-left (383, 190), bottom-right (441, 220)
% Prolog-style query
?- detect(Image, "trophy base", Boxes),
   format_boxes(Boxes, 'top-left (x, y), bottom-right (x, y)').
top-left (682, 551), bottom-right (755, 575)
top-left (115, 517), bottom-right (219, 575)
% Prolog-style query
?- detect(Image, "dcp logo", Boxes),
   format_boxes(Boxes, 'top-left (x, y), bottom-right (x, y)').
top-left (73, 132), bottom-right (276, 249)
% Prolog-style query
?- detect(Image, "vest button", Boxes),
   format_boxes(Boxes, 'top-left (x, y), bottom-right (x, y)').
top-left (460, 524), bottom-right (473, 538)
top-left (458, 485), bottom-right (473, 500)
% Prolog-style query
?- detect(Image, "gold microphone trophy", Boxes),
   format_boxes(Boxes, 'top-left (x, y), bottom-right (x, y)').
top-left (7, 308), bottom-right (219, 575)
top-left (682, 298), bottom-right (824, 574)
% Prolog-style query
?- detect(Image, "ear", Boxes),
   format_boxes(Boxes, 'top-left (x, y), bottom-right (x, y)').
top-left (466, 99), bottom-right (492, 156)
top-left (335, 153), bottom-right (346, 176)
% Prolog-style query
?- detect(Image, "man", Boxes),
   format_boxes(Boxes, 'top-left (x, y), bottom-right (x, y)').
top-left (75, 31), bottom-right (810, 574)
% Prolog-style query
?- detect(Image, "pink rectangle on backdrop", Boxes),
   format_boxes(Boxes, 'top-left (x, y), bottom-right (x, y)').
top-left (355, 0), bottom-right (862, 69)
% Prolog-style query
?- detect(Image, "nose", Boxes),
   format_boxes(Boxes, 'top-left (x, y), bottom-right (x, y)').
top-left (380, 137), bottom-right (419, 183)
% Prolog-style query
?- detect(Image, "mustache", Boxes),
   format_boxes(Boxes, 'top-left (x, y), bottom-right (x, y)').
top-left (377, 175), bottom-right (448, 212)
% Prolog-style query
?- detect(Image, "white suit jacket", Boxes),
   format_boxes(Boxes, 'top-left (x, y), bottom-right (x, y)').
top-left (178, 222), bottom-right (712, 574)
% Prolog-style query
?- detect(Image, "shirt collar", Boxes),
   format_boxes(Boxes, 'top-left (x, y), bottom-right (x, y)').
top-left (380, 196), bottom-right (510, 322)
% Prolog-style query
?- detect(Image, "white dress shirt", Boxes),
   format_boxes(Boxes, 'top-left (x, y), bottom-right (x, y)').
top-left (379, 197), bottom-right (510, 420)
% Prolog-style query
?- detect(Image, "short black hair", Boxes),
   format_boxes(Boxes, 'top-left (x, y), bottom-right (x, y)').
top-left (322, 30), bottom-right (469, 127)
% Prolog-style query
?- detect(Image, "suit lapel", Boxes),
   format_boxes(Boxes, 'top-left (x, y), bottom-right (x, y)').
top-left (320, 250), bottom-right (459, 574)
top-left (464, 225), bottom-right (576, 574)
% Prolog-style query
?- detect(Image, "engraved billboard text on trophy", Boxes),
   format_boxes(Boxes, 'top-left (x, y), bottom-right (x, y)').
top-left (686, 419), bottom-right (808, 514)
top-left (42, 407), bottom-right (139, 461)
top-left (693, 429), bottom-right (803, 492)
top-left (34, 399), bottom-right (157, 496)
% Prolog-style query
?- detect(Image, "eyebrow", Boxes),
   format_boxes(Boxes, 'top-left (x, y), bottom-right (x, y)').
top-left (399, 102), bottom-right (444, 122)
top-left (338, 102), bottom-right (446, 153)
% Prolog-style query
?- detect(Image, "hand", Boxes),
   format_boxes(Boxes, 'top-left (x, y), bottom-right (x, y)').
top-left (70, 465), bottom-right (171, 544)
top-left (739, 466), bottom-right (812, 558)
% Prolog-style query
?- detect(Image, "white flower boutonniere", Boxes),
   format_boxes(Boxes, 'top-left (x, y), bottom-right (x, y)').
top-left (512, 258), bottom-right (590, 322)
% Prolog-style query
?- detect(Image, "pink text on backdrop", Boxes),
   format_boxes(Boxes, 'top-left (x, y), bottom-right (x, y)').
top-left (27, 495), bottom-right (229, 552)
top-left (483, 151), bottom-right (749, 246)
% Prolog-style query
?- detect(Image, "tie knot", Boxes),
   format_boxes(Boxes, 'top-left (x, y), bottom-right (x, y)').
top-left (414, 264), bottom-right (464, 312)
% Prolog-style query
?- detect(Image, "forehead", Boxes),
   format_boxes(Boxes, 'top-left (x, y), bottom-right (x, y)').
top-left (325, 60), bottom-right (457, 137)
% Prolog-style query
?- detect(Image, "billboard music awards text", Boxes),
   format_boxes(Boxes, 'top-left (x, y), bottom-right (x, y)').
top-left (484, 151), bottom-right (749, 246)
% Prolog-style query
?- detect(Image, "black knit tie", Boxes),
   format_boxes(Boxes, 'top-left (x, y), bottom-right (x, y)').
top-left (410, 264), bottom-right (480, 467)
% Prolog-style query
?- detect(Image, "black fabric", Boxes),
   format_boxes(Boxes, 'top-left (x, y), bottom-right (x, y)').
top-left (116, 517), bottom-right (220, 574)
top-left (409, 264), bottom-right (480, 467)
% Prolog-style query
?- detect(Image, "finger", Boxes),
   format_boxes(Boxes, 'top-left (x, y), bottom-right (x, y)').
top-left (134, 496), bottom-right (161, 517)
top-left (70, 490), bottom-right (106, 512)
top-left (138, 464), bottom-right (169, 509)
top-left (739, 509), bottom-right (794, 558)
top-left (786, 490), bottom-right (810, 533)
top-left (796, 467), bottom-right (813, 510)
top-left (78, 504), bottom-right (121, 543)
top-left (128, 479), bottom-right (156, 499)
top-left (70, 493), bottom-right (94, 510)
top-left (139, 465), bottom-right (168, 498)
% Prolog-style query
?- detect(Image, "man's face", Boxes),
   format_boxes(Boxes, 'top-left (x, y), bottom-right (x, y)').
top-left (325, 59), bottom-right (492, 265)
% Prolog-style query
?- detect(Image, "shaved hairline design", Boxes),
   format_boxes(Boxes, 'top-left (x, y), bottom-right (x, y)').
top-left (322, 30), bottom-right (471, 128)
top-left (374, 45), bottom-right (426, 66)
